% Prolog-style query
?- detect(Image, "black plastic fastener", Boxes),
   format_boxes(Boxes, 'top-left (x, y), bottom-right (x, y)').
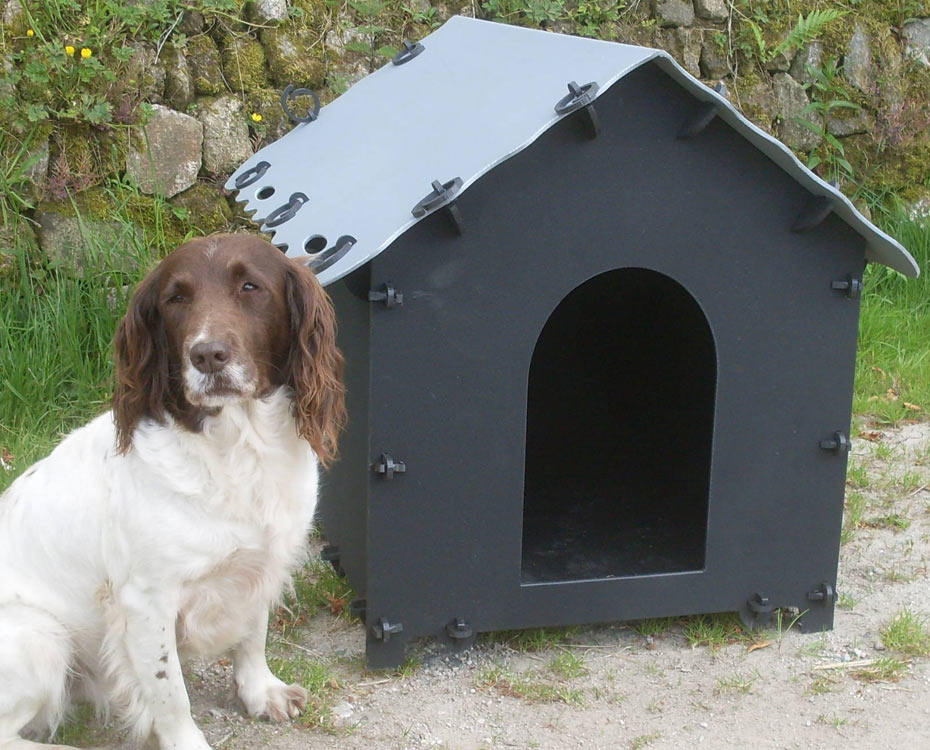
top-left (747, 592), bottom-right (775, 616)
top-left (281, 84), bottom-right (321, 124)
top-left (234, 160), bottom-right (270, 189)
top-left (371, 617), bottom-right (404, 641)
top-left (392, 40), bottom-right (424, 65)
top-left (554, 80), bottom-right (601, 137)
top-left (819, 432), bottom-right (850, 453)
top-left (446, 618), bottom-right (474, 640)
top-left (368, 283), bottom-right (404, 308)
top-left (807, 583), bottom-right (835, 603)
top-left (831, 275), bottom-right (863, 298)
top-left (372, 453), bottom-right (406, 479)
top-left (263, 192), bottom-right (308, 228)
top-left (308, 235), bottom-right (357, 275)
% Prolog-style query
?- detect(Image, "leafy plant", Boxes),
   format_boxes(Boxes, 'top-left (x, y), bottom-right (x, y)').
top-left (346, 0), bottom-right (399, 72)
top-left (482, 0), bottom-right (566, 26)
top-left (797, 59), bottom-right (862, 183)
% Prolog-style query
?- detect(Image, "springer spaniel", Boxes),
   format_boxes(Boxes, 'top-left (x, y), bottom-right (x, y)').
top-left (0, 234), bottom-right (345, 750)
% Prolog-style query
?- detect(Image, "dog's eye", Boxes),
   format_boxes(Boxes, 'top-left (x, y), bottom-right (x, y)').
top-left (166, 294), bottom-right (185, 304)
top-left (242, 282), bottom-right (259, 292)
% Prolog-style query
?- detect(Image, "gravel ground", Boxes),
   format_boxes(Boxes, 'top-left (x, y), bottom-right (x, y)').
top-left (62, 422), bottom-right (930, 750)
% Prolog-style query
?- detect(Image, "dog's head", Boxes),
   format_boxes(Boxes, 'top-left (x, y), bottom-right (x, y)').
top-left (112, 234), bottom-right (345, 464)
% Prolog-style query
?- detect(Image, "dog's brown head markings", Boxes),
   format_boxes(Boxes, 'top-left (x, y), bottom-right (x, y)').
top-left (112, 234), bottom-right (346, 465)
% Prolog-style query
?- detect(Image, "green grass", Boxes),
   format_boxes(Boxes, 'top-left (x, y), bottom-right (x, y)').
top-left (266, 654), bottom-right (341, 728)
top-left (880, 608), bottom-right (930, 657)
top-left (478, 663), bottom-right (586, 705)
top-left (854, 209), bottom-right (930, 422)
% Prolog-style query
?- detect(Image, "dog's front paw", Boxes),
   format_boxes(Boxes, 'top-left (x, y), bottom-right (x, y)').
top-left (238, 677), bottom-right (308, 722)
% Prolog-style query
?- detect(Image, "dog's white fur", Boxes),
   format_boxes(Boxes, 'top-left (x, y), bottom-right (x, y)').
top-left (0, 388), bottom-right (318, 749)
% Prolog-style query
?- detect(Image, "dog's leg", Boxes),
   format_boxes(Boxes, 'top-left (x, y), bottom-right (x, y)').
top-left (107, 586), bottom-right (210, 750)
top-left (0, 603), bottom-right (74, 749)
top-left (232, 610), bottom-right (307, 722)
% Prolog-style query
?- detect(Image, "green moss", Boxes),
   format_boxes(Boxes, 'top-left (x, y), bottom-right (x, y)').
top-left (169, 183), bottom-right (233, 236)
top-left (261, 28), bottom-right (327, 88)
top-left (186, 35), bottom-right (225, 96)
top-left (222, 35), bottom-right (270, 93)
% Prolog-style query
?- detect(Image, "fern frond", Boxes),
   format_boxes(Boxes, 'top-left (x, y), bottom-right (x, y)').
top-left (773, 9), bottom-right (846, 58)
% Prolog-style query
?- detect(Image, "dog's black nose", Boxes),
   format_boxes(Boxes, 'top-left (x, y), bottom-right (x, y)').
top-left (190, 341), bottom-right (231, 374)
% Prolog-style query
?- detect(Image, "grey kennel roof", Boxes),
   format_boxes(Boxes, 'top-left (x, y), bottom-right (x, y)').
top-left (226, 15), bottom-right (919, 283)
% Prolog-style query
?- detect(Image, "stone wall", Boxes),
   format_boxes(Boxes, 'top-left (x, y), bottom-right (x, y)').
top-left (4, 1), bottom-right (930, 264)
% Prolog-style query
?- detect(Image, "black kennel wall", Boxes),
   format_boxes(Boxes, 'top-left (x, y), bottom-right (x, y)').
top-left (227, 17), bottom-right (919, 668)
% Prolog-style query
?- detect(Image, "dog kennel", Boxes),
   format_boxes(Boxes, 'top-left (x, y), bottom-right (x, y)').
top-left (227, 17), bottom-right (918, 667)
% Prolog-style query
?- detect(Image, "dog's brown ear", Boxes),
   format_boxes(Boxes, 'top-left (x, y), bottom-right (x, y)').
top-left (283, 259), bottom-right (346, 467)
top-left (112, 270), bottom-right (169, 453)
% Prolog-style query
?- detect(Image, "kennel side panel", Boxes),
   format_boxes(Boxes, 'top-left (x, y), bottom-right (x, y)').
top-left (316, 270), bottom-right (372, 599)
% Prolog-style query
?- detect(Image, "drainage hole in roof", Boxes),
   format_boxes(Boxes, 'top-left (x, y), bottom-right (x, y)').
top-left (274, 243), bottom-right (288, 253)
top-left (304, 235), bottom-right (328, 253)
top-left (256, 186), bottom-right (275, 200)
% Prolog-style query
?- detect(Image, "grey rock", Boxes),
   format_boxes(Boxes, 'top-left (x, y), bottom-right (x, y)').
top-left (826, 110), bottom-right (869, 138)
top-left (789, 41), bottom-right (823, 86)
top-left (693, 0), bottom-right (727, 22)
top-left (197, 95), bottom-right (253, 175)
top-left (406, 0), bottom-right (430, 13)
top-left (658, 27), bottom-right (702, 78)
top-left (178, 10), bottom-right (205, 35)
top-left (652, 0), bottom-right (694, 29)
top-left (766, 49), bottom-right (792, 73)
top-left (163, 44), bottom-right (195, 110)
top-left (903, 19), bottom-right (930, 67)
top-left (699, 41), bottom-right (730, 79)
top-left (772, 72), bottom-right (822, 151)
top-left (126, 104), bottom-right (203, 197)
top-left (2, 0), bottom-right (23, 25)
top-left (251, 0), bottom-right (288, 22)
top-left (36, 211), bottom-right (135, 273)
top-left (125, 42), bottom-right (166, 103)
top-left (845, 25), bottom-right (873, 93)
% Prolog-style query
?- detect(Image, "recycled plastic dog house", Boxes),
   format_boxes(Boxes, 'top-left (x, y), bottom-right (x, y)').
top-left (227, 16), bottom-right (919, 668)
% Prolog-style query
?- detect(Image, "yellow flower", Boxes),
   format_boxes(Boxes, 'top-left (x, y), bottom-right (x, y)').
top-left (80, 47), bottom-right (92, 59)
top-left (251, 112), bottom-right (263, 123)
top-left (65, 45), bottom-right (75, 56)
top-left (26, 29), bottom-right (34, 37)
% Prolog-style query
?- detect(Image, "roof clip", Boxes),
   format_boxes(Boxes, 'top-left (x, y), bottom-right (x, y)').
top-left (308, 235), bottom-right (357, 274)
top-left (263, 192), bottom-right (308, 228)
top-left (677, 84), bottom-right (728, 139)
top-left (793, 182), bottom-right (838, 232)
top-left (554, 80), bottom-right (601, 138)
top-left (411, 177), bottom-right (465, 235)
top-left (392, 40), bottom-right (425, 65)
top-left (234, 160), bottom-right (270, 189)
top-left (281, 84), bottom-right (321, 124)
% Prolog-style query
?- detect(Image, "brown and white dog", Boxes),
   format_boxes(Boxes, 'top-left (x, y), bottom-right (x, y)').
top-left (0, 234), bottom-right (345, 750)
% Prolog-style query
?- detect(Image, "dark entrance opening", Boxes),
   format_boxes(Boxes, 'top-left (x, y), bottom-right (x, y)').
top-left (521, 268), bottom-right (716, 583)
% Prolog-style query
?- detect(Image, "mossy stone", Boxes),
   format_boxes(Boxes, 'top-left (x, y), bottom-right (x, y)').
top-left (222, 36), bottom-right (270, 93)
top-left (170, 183), bottom-right (233, 235)
top-left (245, 88), bottom-right (293, 142)
top-left (261, 28), bottom-right (327, 88)
top-left (187, 35), bottom-right (226, 96)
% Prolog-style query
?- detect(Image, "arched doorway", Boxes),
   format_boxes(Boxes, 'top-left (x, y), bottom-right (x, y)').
top-left (522, 268), bottom-right (717, 583)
